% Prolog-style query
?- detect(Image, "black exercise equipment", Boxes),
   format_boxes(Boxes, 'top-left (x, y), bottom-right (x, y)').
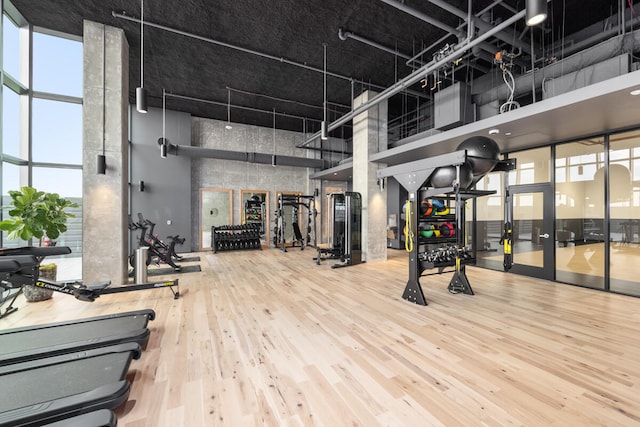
top-left (0, 258), bottom-right (23, 319)
top-left (273, 194), bottom-right (317, 252)
top-left (211, 224), bottom-right (262, 253)
top-left (315, 192), bottom-right (362, 268)
top-left (377, 147), bottom-right (516, 306)
top-left (128, 214), bottom-right (183, 271)
top-left (137, 213), bottom-right (183, 261)
top-left (0, 309), bottom-right (155, 366)
top-left (0, 343), bottom-right (140, 426)
top-left (0, 246), bottom-right (180, 305)
top-left (41, 409), bottom-right (116, 427)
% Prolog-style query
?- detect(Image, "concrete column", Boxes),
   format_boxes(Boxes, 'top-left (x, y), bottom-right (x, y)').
top-left (82, 21), bottom-right (129, 285)
top-left (352, 91), bottom-right (388, 263)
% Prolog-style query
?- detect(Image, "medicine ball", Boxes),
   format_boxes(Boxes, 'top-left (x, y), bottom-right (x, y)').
top-left (439, 222), bottom-right (455, 237)
top-left (429, 163), bottom-right (474, 189)
top-left (457, 136), bottom-right (500, 176)
top-left (431, 199), bottom-right (445, 212)
top-left (420, 199), bottom-right (433, 216)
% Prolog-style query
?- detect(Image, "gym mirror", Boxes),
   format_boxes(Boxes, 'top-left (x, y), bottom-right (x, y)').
top-left (199, 188), bottom-right (232, 250)
top-left (240, 190), bottom-right (269, 246)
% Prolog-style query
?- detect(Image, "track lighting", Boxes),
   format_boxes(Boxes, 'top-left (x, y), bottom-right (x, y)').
top-left (526, 0), bottom-right (547, 26)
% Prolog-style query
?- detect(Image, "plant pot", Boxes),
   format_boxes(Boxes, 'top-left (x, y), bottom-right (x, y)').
top-left (23, 263), bottom-right (57, 302)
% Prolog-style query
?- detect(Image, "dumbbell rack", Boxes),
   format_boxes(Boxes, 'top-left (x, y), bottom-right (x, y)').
top-left (211, 224), bottom-right (262, 253)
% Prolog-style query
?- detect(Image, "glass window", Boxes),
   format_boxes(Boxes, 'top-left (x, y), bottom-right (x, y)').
top-left (32, 167), bottom-right (82, 258)
top-left (33, 32), bottom-right (82, 97)
top-left (2, 86), bottom-right (24, 158)
top-left (1, 162), bottom-right (27, 248)
top-left (555, 138), bottom-right (605, 289)
top-left (474, 171), bottom-right (504, 270)
top-left (2, 14), bottom-right (23, 83)
top-left (32, 98), bottom-right (82, 164)
top-left (508, 147), bottom-right (551, 184)
top-left (609, 130), bottom-right (640, 296)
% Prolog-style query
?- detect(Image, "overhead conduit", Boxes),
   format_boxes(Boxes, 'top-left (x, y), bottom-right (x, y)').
top-left (298, 8), bottom-right (527, 147)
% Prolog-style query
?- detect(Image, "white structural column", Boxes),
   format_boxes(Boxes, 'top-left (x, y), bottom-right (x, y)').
top-left (352, 90), bottom-right (388, 262)
top-left (82, 21), bottom-right (130, 285)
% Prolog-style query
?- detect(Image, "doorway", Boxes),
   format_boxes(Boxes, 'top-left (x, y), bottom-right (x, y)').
top-left (508, 183), bottom-right (554, 280)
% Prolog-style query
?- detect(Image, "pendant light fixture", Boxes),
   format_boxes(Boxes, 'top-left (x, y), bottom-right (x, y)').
top-left (97, 24), bottom-right (107, 174)
top-left (525, 0), bottom-right (548, 26)
top-left (272, 108), bottom-right (277, 167)
top-left (225, 87), bottom-right (233, 129)
top-left (136, 0), bottom-right (148, 113)
top-left (321, 43), bottom-right (328, 140)
top-left (160, 87), bottom-right (167, 158)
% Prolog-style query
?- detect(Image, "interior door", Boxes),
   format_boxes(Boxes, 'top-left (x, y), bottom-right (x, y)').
top-left (508, 184), bottom-right (554, 280)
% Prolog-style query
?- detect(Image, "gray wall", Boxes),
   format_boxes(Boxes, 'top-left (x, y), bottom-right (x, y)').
top-left (191, 117), bottom-right (317, 250)
top-left (130, 107), bottom-right (192, 254)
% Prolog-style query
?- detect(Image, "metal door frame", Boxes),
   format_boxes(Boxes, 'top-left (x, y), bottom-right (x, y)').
top-left (508, 183), bottom-right (554, 280)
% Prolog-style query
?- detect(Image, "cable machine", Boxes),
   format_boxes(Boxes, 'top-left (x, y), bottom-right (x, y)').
top-left (315, 192), bottom-right (362, 268)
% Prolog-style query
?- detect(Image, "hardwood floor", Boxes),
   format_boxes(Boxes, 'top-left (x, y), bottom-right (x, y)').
top-left (3, 248), bottom-right (640, 426)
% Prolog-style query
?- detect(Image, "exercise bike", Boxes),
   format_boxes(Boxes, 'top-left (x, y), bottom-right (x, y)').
top-left (128, 215), bottom-right (183, 271)
top-left (0, 246), bottom-right (179, 315)
top-left (137, 213), bottom-right (183, 261)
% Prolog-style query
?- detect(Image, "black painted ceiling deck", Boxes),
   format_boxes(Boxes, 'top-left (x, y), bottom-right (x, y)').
top-left (11, 1), bottom-right (629, 135)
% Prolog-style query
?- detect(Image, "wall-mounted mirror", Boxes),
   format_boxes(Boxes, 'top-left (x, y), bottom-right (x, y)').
top-left (240, 190), bottom-right (269, 246)
top-left (199, 188), bottom-right (232, 250)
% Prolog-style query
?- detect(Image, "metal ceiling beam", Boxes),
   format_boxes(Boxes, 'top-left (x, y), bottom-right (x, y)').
top-left (378, 0), bottom-right (462, 37)
top-left (298, 9), bottom-right (526, 147)
top-left (338, 28), bottom-right (412, 61)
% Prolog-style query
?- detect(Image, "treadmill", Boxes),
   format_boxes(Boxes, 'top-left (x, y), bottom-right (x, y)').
top-left (41, 409), bottom-right (116, 427)
top-left (0, 343), bottom-right (140, 427)
top-left (0, 309), bottom-right (155, 366)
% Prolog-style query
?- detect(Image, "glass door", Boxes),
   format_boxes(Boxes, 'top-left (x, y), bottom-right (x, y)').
top-left (509, 184), bottom-right (554, 280)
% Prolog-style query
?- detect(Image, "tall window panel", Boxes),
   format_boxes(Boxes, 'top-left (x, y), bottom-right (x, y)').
top-left (474, 171), bottom-right (504, 270)
top-left (32, 167), bottom-right (82, 257)
top-left (609, 130), bottom-right (640, 296)
top-left (2, 13), bottom-right (25, 85)
top-left (33, 31), bottom-right (82, 97)
top-left (1, 87), bottom-right (23, 158)
top-left (32, 98), bottom-right (82, 164)
top-left (1, 162), bottom-right (27, 248)
top-left (555, 138), bottom-right (605, 289)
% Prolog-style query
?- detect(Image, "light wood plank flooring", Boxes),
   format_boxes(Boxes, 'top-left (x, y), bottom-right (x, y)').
top-left (2, 248), bottom-right (640, 426)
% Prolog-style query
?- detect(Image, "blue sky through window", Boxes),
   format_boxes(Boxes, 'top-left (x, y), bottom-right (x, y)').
top-left (2, 18), bottom-right (83, 198)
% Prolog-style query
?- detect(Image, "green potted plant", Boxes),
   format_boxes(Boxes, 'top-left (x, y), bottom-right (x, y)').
top-left (0, 186), bottom-right (78, 301)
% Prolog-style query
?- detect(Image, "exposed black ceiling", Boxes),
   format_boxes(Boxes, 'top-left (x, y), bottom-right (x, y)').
top-left (10, 0), bottom-right (634, 136)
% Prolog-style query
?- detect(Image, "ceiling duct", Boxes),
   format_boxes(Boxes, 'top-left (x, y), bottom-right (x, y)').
top-left (473, 29), bottom-right (640, 107)
top-left (161, 142), bottom-right (334, 169)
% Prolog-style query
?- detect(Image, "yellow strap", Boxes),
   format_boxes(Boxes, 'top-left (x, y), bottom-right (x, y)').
top-left (404, 200), bottom-right (414, 252)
